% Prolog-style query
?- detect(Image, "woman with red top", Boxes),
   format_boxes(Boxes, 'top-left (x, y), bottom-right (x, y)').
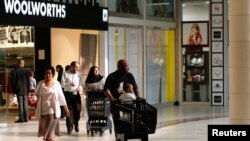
top-left (187, 23), bottom-right (202, 45)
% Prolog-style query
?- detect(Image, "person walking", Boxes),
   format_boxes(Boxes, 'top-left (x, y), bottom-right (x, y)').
top-left (104, 59), bottom-right (145, 140)
top-left (104, 59), bottom-right (142, 102)
top-left (35, 66), bottom-right (70, 141)
top-left (11, 59), bottom-right (30, 123)
top-left (61, 61), bottom-right (83, 134)
top-left (83, 65), bottom-right (105, 94)
top-left (56, 64), bottom-right (65, 118)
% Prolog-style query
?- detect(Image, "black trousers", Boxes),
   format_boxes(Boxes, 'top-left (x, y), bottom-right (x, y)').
top-left (17, 95), bottom-right (29, 122)
top-left (64, 92), bottom-right (81, 128)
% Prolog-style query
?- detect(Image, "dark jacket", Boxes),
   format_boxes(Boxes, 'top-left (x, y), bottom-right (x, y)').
top-left (11, 67), bottom-right (30, 95)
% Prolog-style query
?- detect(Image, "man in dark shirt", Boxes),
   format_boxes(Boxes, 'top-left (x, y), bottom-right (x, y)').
top-left (11, 59), bottom-right (30, 123)
top-left (104, 59), bottom-right (140, 102)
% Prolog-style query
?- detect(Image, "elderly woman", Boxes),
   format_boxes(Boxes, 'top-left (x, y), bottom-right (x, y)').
top-left (35, 66), bottom-right (70, 141)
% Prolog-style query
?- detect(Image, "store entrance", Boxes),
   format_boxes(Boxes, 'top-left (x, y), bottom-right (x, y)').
top-left (51, 28), bottom-right (101, 82)
top-left (80, 34), bottom-right (99, 80)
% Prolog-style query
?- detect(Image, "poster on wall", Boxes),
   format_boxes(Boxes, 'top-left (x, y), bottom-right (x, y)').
top-left (212, 28), bottom-right (223, 41)
top-left (212, 80), bottom-right (223, 92)
top-left (0, 26), bottom-right (34, 47)
top-left (212, 54), bottom-right (223, 66)
top-left (212, 42), bottom-right (223, 52)
top-left (212, 93), bottom-right (223, 105)
top-left (212, 67), bottom-right (223, 79)
top-left (211, 3), bottom-right (223, 15)
top-left (182, 21), bottom-right (209, 47)
top-left (0, 26), bottom-right (7, 45)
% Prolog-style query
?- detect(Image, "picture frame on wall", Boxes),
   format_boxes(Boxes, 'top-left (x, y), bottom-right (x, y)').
top-left (212, 42), bottom-right (223, 52)
top-left (212, 28), bottom-right (223, 41)
top-left (212, 67), bottom-right (223, 79)
top-left (212, 53), bottom-right (223, 66)
top-left (212, 80), bottom-right (223, 92)
top-left (212, 93), bottom-right (223, 105)
top-left (211, 3), bottom-right (223, 15)
top-left (182, 21), bottom-right (209, 47)
top-left (212, 16), bottom-right (223, 27)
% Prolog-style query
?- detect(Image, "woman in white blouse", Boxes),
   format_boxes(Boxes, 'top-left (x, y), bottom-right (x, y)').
top-left (35, 66), bottom-right (70, 141)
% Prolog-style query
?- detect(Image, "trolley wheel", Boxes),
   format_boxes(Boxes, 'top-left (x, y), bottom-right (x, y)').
top-left (87, 130), bottom-right (89, 135)
top-left (91, 131), bottom-right (94, 136)
top-left (109, 129), bottom-right (112, 134)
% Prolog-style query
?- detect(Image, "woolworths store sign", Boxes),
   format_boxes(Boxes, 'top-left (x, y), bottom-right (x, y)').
top-left (0, 0), bottom-right (108, 30)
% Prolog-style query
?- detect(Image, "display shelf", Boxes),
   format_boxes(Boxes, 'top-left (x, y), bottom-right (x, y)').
top-left (183, 51), bottom-right (209, 85)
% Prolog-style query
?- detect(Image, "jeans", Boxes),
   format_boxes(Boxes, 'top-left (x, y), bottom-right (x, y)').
top-left (17, 95), bottom-right (29, 122)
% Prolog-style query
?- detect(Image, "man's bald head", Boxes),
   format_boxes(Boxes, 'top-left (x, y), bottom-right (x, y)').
top-left (117, 59), bottom-right (129, 74)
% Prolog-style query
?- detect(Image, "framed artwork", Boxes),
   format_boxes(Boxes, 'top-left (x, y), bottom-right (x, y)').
top-left (182, 21), bottom-right (209, 47)
top-left (211, 3), bottom-right (223, 15)
top-left (212, 42), bottom-right (223, 52)
top-left (212, 16), bottom-right (223, 27)
top-left (212, 93), bottom-right (223, 105)
top-left (212, 80), bottom-right (223, 92)
top-left (212, 28), bottom-right (223, 41)
top-left (212, 67), bottom-right (223, 79)
top-left (212, 54), bottom-right (223, 66)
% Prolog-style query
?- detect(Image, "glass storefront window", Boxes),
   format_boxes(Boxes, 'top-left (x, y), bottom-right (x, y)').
top-left (0, 25), bottom-right (35, 119)
top-left (109, 0), bottom-right (142, 17)
top-left (146, 28), bottom-right (175, 104)
top-left (146, 0), bottom-right (175, 21)
top-left (108, 26), bottom-right (143, 95)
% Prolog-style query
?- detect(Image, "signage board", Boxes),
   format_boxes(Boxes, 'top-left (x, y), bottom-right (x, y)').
top-left (0, 0), bottom-right (108, 30)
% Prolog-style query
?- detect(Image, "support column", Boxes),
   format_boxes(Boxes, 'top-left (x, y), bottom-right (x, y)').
top-left (229, 0), bottom-right (250, 124)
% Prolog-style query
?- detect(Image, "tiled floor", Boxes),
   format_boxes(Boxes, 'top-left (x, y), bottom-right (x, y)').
top-left (0, 105), bottom-right (229, 141)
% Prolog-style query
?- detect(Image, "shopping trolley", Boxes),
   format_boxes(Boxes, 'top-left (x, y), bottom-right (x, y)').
top-left (112, 100), bottom-right (157, 141)
top-left (86, 91), bottom-right (112, 136)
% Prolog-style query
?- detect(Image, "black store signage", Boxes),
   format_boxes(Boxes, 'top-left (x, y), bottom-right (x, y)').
top-left (0, 0), bottom-right (108, 30)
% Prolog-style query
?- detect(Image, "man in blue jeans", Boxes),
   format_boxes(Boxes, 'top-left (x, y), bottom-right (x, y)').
top-left (11, 59), bottom-right (30, 123)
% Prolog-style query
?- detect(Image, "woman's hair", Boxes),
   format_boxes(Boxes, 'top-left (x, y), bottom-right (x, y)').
top-left (56, 65), bottom-right (64, 82)
top-left (191, 23), bottom-right (200, 31)
top-left (44, 66), bottom-right (55, 76)
top-left (56, 65), bottom-right (63, 72)
top-left (85, 66), bottom-right (103, 83)
top-left (28, 69), bottom-right (34, 77)
top-left (65, 65), bottom-right (70, 71)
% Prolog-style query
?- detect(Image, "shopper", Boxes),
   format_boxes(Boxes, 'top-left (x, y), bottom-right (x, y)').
top-left (56, 64), bottom-right (65, 118)
top-left (104, 59), bottom-right (144, 139)
top-left (104, 59), bottom-right (142, 102)
top-left (35, 66), bottom-right (70, 141)
top-left (11, 59), bottom-right (30, 123)
top-left (56, 65), bottom-right (64, 83)
top-left (61, 61), bottom-right (83, 134)
top-left (83, 65), bottom-right (105, 94)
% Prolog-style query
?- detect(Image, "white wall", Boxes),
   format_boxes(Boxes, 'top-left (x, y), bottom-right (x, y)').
top-left (51, 28), bottom-right (82, 70)
top-left (183, 6), bottom-right (209, 21)
top-left (51, 28), bottom-right (103, 79)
